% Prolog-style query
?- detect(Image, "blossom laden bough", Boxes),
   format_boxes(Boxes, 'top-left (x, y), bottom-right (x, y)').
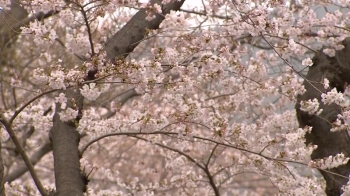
top-left (3, 0), bottom-right (350, 195)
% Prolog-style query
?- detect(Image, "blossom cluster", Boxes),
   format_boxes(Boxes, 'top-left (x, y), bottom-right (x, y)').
top-left (300, 98), bottom-right (321, 115)
top-left (5, 0), bottom-right (350, 195)
top-left (21, 21), bottom-right (58, 48)
top-left (309, 153), bottom-right (350, 170)
top-left (321, 88), bottom-right (347, 107)
top-left (0, 0), bottom-right (10, 10)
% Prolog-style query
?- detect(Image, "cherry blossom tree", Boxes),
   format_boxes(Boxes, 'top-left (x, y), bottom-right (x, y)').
top-left (1, 0), bottom-right (350, 196)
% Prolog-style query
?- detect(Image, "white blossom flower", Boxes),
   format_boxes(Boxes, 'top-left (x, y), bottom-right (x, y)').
top-left (0, 0), bottom-right (10, 10)
top-left (323, 78), bottom-right (330, 89)
top-left (300, 98), bottom-right (320, 115)
top-left (302, 58), bottom-right (313, 67)
top-left (323, 48), bottom-right (336, 57)
top-left (154, 3), bottom-right (162, 14)
top-left (49, 70), bottom-right (66, 89)
top-left (321, 88), bottom-right (346, 106)
top-left (31, 68), bottom-right (49, 85)
top-left (10, 78), bottom-right (21, 87)
top-left (342, 176), bottom-right (350, 195)
top-left (80, 83), bottom-right (102, 101)
top-left (309, 153), bottom-right (349, 169)
top-left (59, 108), bottom-right (79, 122)
top-left (55, 93), bottom-right (67, 109)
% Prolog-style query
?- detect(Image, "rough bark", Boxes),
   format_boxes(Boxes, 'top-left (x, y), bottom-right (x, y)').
top-left (50, 89), bottom-right (85, 196)
top-left (295, 38), bottom-right (350, 196)
top-left (104, 0), bottom-right (186, 60)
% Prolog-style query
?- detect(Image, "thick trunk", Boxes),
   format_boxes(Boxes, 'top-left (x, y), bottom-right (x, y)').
top-left (296, 38), bottom-right (350, 195)
top-left (50, 89), bottom-right (85, 196)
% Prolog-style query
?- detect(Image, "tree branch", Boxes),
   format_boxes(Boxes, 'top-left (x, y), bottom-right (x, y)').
top-left (79, 4), bottom-right (95, 56)
top-left (80, 129), bottom-right (347, 182)
top-left (203, 163), bottom-right (220, 196)
top-left (9, 89), bottom-right (57, 124)
top-left (0, 116), bottom-right (48, 196)
top-left (103, 0), bottom-right (186, 60)
top-left (5, 142), bottom-right (52, 183)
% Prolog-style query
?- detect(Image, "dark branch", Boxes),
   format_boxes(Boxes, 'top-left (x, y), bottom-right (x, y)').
top-left (103, 0), bottom-right (186, 60)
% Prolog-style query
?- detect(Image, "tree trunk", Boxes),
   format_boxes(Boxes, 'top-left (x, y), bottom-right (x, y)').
top-left (50, 89), bottom-right (86, 196)
top-left (296, 38), bottom-right (350, 195)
